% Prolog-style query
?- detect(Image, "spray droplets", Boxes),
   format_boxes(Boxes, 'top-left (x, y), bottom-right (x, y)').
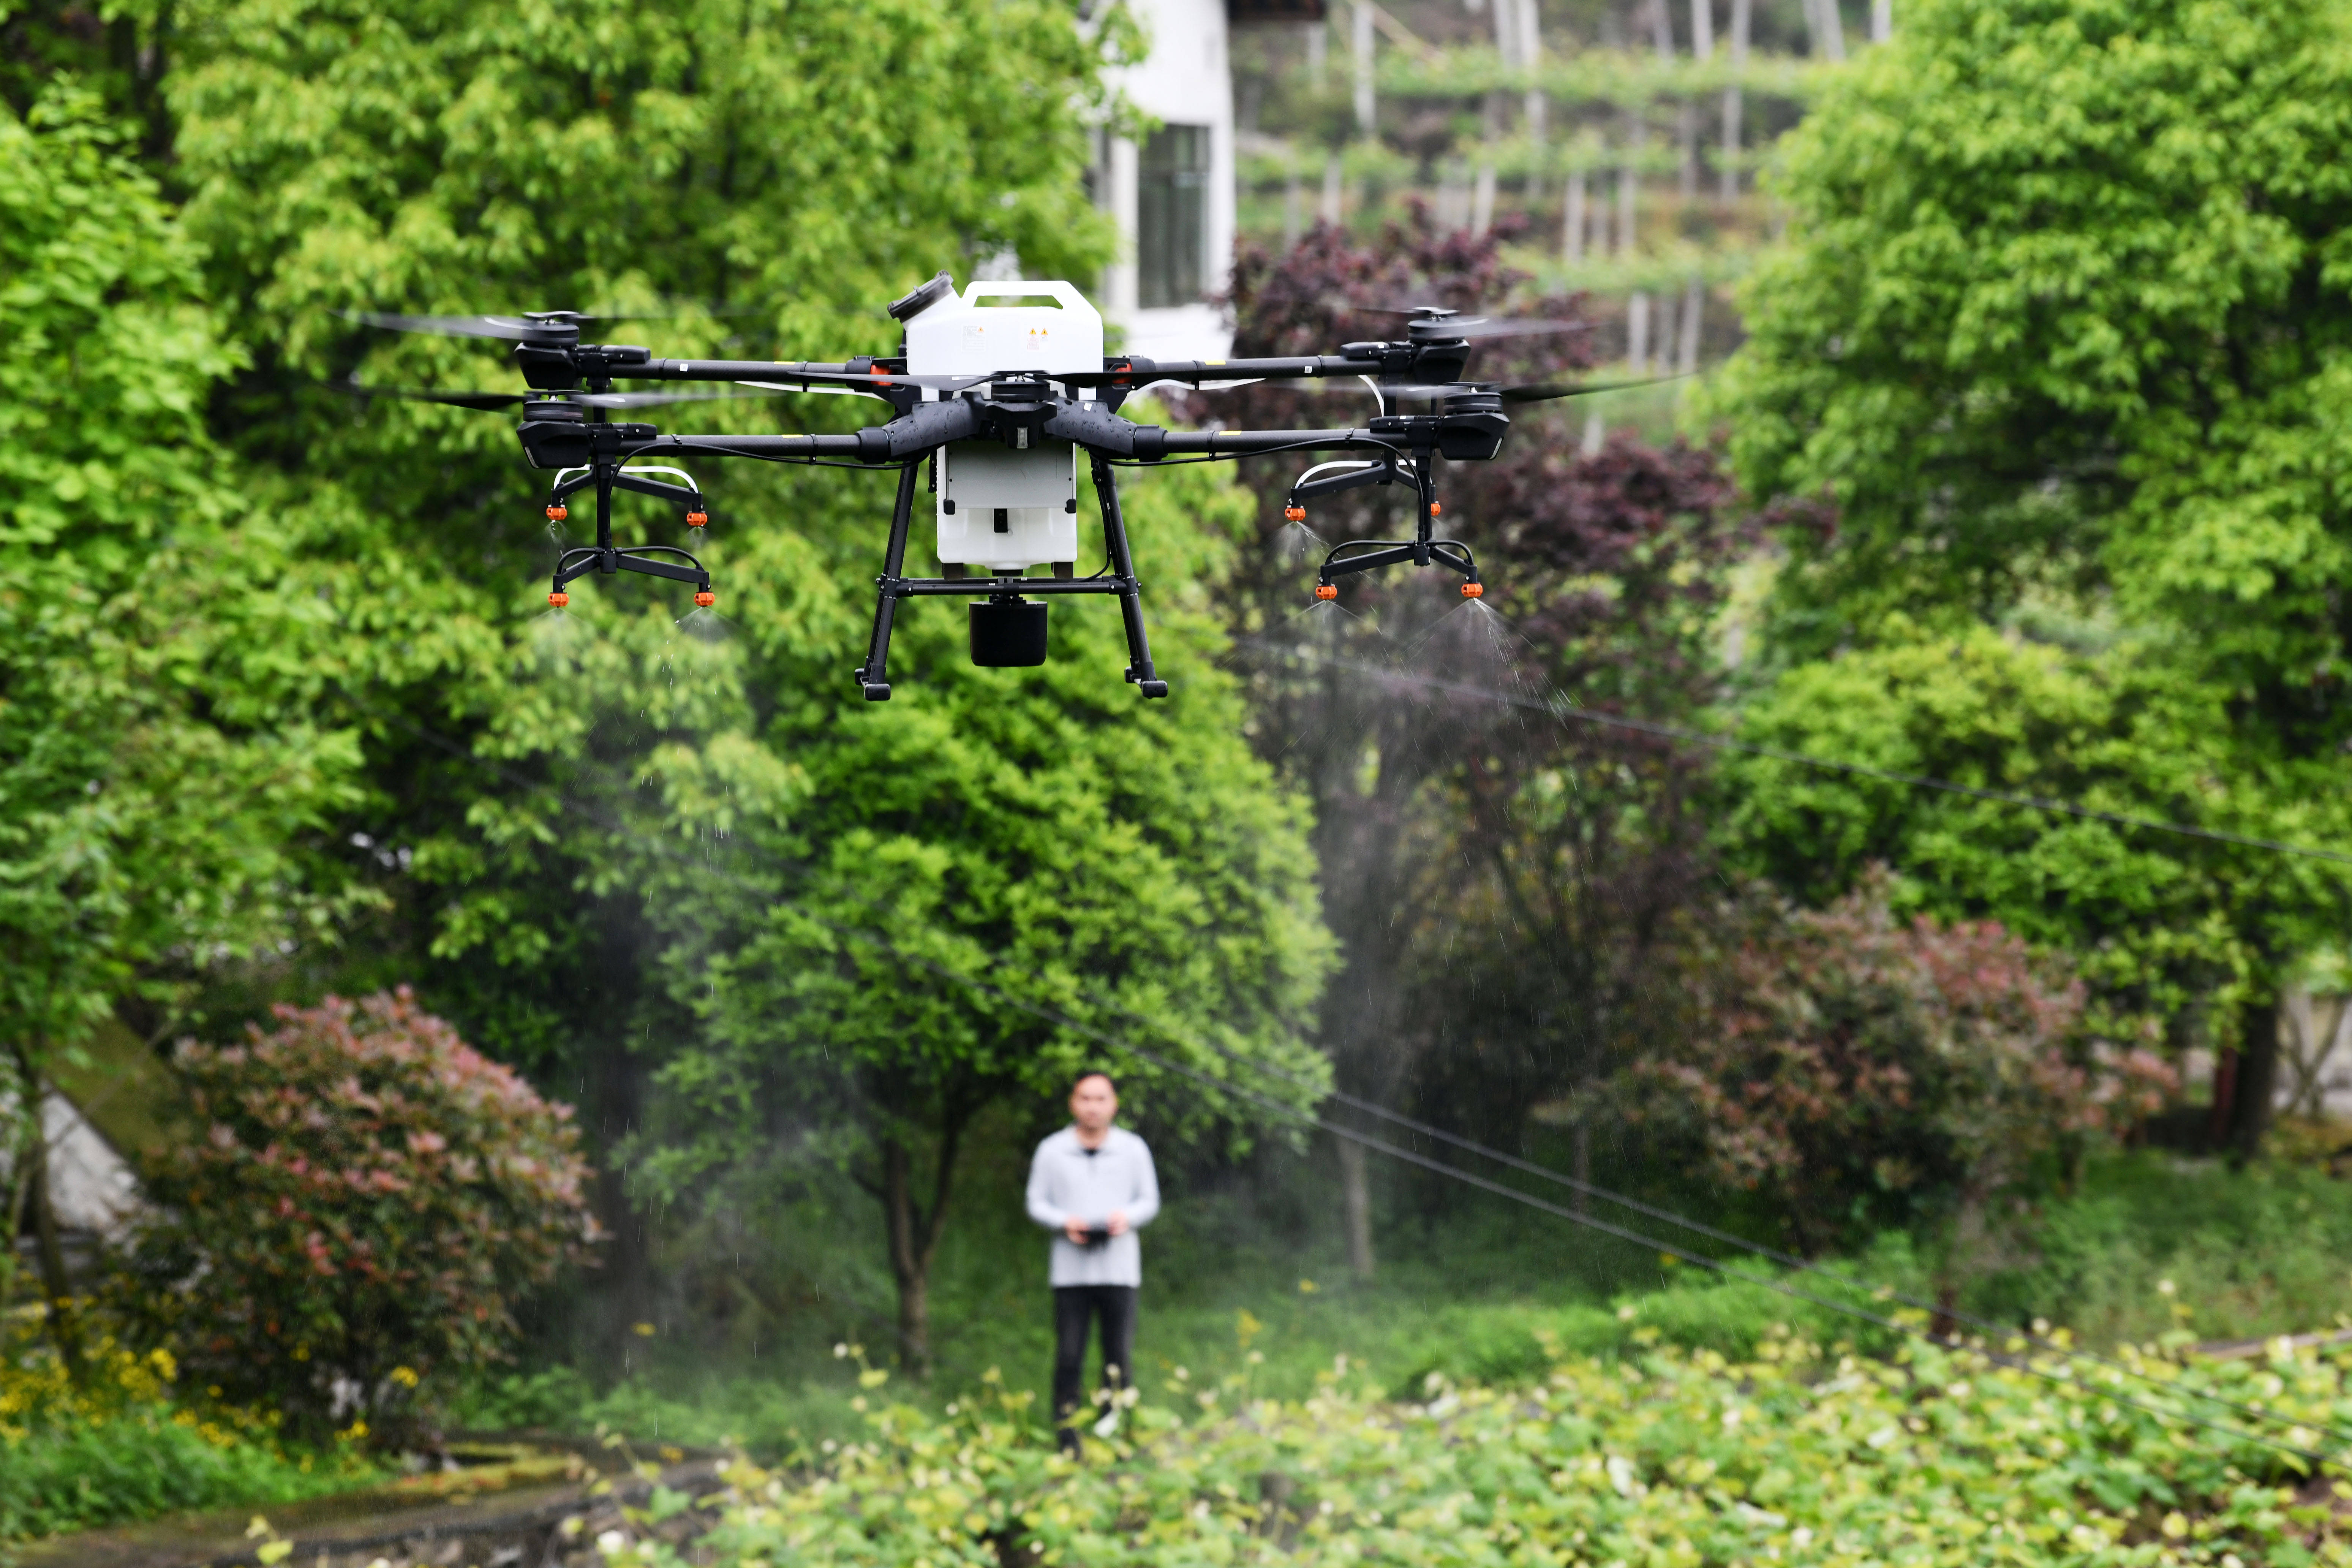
top-left (676, 606), bottom-right (735, 646)
top-left (1274, 518), bottom-right (1330, 566)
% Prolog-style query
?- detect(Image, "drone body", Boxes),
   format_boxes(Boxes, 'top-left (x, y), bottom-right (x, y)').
top-left (353, 272), bottom-right (1631, 702)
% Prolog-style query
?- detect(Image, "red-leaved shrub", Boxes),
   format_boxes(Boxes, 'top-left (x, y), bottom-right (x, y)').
top-left (115, 988), bottom-right (595, 1435)
top-left (1628, 872), bottom-right (2173, 1256)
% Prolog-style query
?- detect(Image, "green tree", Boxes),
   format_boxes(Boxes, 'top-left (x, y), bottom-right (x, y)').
top-left (154, 0), bottom-right (1333, 1359)
top-left (632, 455), bottom-right (1334, 1373)
top-left (0, 84), bottom-right (359, 1355)
top-left (1707, 0), bottom-right (2352, 1147)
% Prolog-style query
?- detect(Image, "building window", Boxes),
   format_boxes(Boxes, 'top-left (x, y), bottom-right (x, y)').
top-left (1138, 125), bottom-right (1210, 308)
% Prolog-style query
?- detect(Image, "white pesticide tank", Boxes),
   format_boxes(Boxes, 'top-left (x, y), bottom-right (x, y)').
top-left (902, 280), bottom-right (1104, 572)
top-left (902, 279), bottom-right (1105, 378)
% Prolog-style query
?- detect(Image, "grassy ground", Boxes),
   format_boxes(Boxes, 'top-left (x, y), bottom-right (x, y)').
top-left (462, 1142), bottom-right (2352, 1457)
top-left (18, 1139), bottom-right (2352, 1540)
top-left (0, 1328), bottom-right (380, 1540)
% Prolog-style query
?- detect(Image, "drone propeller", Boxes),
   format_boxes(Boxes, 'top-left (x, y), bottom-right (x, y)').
top-left (342, 310), bottom-right (600, 341)
top-left (336, 383), bottom-right (789, 411)
top-left (1490, 372), bottom-right (1688, 403)
top-left (1326, 302), bottom-right (1594, 341)
top-left (1194, 372), bottom-right (1688, 404)
top-left (342, 305), bottom-right (756, 341)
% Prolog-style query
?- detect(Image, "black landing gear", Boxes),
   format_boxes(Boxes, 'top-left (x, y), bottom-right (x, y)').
top-left (853, 455), bottom-right (1168, 700)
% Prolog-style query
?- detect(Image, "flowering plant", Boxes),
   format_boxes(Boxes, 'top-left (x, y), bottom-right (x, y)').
top-left (113, 988), bottom-right (596, 1436)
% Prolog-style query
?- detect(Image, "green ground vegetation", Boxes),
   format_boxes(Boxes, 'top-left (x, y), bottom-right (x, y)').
top-left (14, 1141), bottom-right (2352, 1542)
top-left (0, 1324), bottom-right (379, 1540)
top-left (457, 1143), bottom-right (2352, 1455)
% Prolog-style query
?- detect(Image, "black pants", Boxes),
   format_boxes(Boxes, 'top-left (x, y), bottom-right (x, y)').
top-left (1051, 1284), bottom-right (1137, 1452)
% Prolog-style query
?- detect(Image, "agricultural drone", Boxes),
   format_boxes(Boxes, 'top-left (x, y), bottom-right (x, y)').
top-left (352, 272), bottom-right (1634, 700)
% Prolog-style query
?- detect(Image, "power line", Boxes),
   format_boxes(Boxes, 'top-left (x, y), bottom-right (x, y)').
top-left (361, 696), bottom-right (2349, 1470)
top-left (1241, 636), bottom-right (2352, 869)
top-left (1110, 1009), bottom-right (2352, 1448)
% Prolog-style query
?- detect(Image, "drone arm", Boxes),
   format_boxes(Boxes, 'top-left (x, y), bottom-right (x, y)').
top-left (1152, 427), bottom-right (1388, 458)
top-left (866, 398), bottom-right (981, 458)
top-left (1088, 354), bottom-right (1369, 389)
top-left (625, 433), bottom-right (870, 458)
top-left (642, 358), bottom-right (864, 383)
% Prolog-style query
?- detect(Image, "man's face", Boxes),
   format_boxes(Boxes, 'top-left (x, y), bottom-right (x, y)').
top-left (1070, 1075), bottom-right (1118, 1133)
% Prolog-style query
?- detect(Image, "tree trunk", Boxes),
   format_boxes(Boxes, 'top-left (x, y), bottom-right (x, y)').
top-left (1571, 1117), bottom-right (1591, 1218)
top-left (590, 1044), bottom-right (653, 1358)
top-left (1337, 1136), bottom-right (1375, 1280)
top-left (2208, 1045), bottom-right (2238, 1149)
top-left (1720, 0), bottom-right (1750, 202)
top-left (2228, 993), bottom-right (2281, 1165)
top-left (1930, 1188), bottom-right (1987, 1340)
top-left (879, 1106), bottom-right (969, 1377)
top-left (9, 1043), bottom-right (81, 1381)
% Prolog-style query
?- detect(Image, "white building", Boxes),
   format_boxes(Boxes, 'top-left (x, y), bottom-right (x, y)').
top-left (1095, 0), bottom-right (1243, 362)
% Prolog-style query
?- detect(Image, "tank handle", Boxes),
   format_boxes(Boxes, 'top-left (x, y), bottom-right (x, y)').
top-left (959, 280), bottom-right (1091, 312)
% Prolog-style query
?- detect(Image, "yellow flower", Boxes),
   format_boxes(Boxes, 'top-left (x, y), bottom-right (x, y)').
top-left (389, 1366), bottom-right (420, 1388)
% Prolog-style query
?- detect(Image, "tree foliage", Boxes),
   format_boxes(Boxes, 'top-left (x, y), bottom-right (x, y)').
top-left (1627, 872), bottom-right (2172, 1255)
top-left (115, 989), bottom-right (594, 1434)
top-left (1214, 216), bottom-right (1747, 1203)
top-left (1718, 621), bottom-right (2314, 1027)
top-left (0, 84), bottom-right (357, 1065)
top-left (1706, 0), bottom-right (2352, 1083)
top-left (136, 0), bottom-right (1331, 1364)
top-left (0, 83), bottom-right (360, 1351)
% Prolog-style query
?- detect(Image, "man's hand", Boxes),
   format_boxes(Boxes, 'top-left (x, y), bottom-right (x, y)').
top-left (1065, 1216), bottom-right (1092, 1245)
top-left (1106, 1210), bottom-right (1129, 1237)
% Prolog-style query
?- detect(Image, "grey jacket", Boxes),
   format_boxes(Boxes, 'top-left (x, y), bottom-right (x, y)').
top-left (1024, 1125), bottom-right (1161, 1287)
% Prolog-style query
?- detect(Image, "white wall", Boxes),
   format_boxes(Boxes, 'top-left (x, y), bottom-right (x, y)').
top-left (1100, 0), bottom-right (1238, 362)
top-left (0, 1088), bottom-right (144, 1239)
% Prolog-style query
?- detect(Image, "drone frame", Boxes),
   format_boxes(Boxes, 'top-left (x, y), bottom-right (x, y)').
top-left (852, 449), bottom-right (1165, 699)
top-left (353, 294), bottom-right (1621, 700)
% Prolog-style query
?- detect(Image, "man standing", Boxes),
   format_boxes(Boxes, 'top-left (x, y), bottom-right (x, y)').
top-left (1024, 1069), bottom-right (1159, 1454)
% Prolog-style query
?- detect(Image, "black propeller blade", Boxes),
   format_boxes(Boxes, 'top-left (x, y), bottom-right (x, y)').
top-left (1491, 372), bottom-right (1688, 403)
top-left (336, 383), bottom-right (790, 411)
top-left (342, 310), bottom-right (590, 341)
top-left (1192, 372), bottom-right (1687, 403)
top-left (343, 304), bottom-right (757, 341)
top-left (1325, 302), bottom-right (1595, 340)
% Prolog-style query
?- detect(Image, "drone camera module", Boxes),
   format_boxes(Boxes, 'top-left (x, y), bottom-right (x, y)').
top-left (970, 596), bottom-right (1050, 667)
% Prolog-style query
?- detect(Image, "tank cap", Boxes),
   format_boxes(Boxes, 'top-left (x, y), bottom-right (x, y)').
top-left (887, 270), bottom-right (955, 322)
